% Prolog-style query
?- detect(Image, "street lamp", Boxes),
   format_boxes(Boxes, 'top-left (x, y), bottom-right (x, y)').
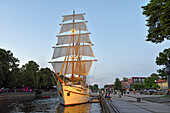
top-left (165, 62), bottom-right (170, 98)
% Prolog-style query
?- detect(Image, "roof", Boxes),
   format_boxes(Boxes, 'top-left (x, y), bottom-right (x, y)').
top-left (157, 79), bottom-right (167, 83)
top-left (105, 84), bottom-right (114, 89)
top-left (131, 77), bottom-right (146, 79)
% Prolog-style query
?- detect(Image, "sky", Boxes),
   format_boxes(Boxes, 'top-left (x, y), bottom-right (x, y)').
top-left (0, 0), bottom-right (169, 88)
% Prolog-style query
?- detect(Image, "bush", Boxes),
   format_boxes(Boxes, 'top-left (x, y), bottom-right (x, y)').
top-left (34, 89), bottom-right (43, 95)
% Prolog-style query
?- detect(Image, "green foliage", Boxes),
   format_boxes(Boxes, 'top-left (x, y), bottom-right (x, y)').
top-left (89, 85), bottom-right (93, 92)
top-left (132, 84), bottom-right (144, 90)
top-left (150, 73), bottom-right (160, 80)
top-left (19, 61), bottom-right (39, 88)
top-left (114, 78), bottom-right (121, 90)
top-left (157, 68), bottom-right (167, 79)
top-left (144, 77), bottom-right (154, 89)
top-left (93, 84), bottom-right (99, 92)
top-left (37, 68), bottom-right (54, 89)
top-left (141, 0), bottom-right (170, 43)
top-left (123, 77), bottom-right (128, 82)
top-left (34, 89), bottom-right (43, 95)
top-left (89, 84), bottom-right (99, 93)
top-left (144, 77), bottom-right (160, 89)
top-left (152, 84), bottom-right (160, 89)
top-left (156, 48), bottom-right (170, 66)
top-left (0, 48), bottom-right (58, 90)
top-left (155, 48), bottom-right (170, 79)
top-left (0, 48), bottom-right (19, 88)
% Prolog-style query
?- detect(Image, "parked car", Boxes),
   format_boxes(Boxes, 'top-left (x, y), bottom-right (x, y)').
top-left (0, 87), bottom-right (9, 92)
top-left (160, 89), bottom-right (168, 93)
top-left (147, 89), bottom-right (157, 94)
top-left (157, 89), bottom-right (168, 94)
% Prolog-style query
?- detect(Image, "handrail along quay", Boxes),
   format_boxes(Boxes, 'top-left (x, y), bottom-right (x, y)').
top-left (99, 94), bottom-right (120, 113)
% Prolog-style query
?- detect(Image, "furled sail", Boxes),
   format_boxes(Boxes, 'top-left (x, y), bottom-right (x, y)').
top-left (59, 22), bottom-right (88, 34)
top-left (57, 33), bottom-right (91, 45)
top-left (51, 60), bottom-right (94, 75)
top-left (52, 45), bottom-right (94, 59)
top-left (62, 14), bottom-right (85, 22)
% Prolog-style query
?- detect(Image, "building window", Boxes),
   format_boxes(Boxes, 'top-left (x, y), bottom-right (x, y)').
top-left (139, 78), bottom-right (141, 83)
top-left (142, 79), bottom-right (145, 84)
top-left (134, 79), bottom-right (138, 83)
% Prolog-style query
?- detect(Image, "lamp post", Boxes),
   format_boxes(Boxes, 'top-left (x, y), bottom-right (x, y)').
top-left (165, 62), bottom-right (170, 98)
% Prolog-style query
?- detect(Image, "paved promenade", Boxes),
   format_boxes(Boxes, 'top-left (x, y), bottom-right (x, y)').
top-left (110, 93), bottom-right (170, 113)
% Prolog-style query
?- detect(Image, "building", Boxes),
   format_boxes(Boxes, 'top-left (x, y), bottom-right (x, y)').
top-left (121, 77), bottom-right (146, 89)
top-left (129, 77), bottom-right (146, 84)
top-left (121, 80), bottom-right (130, 89)
top-left (104, 84), bottom-right (114, 93)
top-left (157, 79), bottom-right (168, 89)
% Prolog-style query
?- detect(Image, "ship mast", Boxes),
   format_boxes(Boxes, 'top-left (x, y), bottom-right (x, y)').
top-left (72, 9), bottom-right (75, 83)
top-left (50, 11), bottom-right (97, 84)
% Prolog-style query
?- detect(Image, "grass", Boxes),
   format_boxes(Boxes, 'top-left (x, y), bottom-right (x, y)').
top-left (161, 95), bottom-right (170, 98)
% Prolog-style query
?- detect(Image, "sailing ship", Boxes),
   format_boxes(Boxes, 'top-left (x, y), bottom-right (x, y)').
top-left (50, 10), bottom-right (97, 106)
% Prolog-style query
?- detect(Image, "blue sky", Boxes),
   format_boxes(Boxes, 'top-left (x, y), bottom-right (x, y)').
top-left (0, 0), bottom-right (169, 88)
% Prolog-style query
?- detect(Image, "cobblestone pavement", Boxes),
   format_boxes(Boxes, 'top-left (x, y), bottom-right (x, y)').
top-left (110, 94), bottom-right (170, 113)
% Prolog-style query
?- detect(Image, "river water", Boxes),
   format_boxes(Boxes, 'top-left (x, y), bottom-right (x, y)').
top-left (1, 94), bottom-right (101, 113)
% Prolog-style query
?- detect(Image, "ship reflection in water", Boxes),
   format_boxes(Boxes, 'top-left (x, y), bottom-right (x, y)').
top-left (4, 95), bottom-right (101, 113)
top-left (57, 103), bottom-right (101, 113)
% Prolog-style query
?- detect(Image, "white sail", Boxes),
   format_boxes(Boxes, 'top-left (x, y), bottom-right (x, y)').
top-left (51, 60), bottom-right (94, 75)
top-left (57, 33), bottom-right (91, 45)
top-left (52, 45), bottom-right (94, 59)
top-left (62, 14), bottom-right (85, 22)
top-left (59, 22), bottom-right (88, 34)
top-left (50, 11), bottom-right (97, 106)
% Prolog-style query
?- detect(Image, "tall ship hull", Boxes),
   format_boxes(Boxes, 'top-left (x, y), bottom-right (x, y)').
top-left (50, 10), bottom-right (97, 106)
top-left (59, 84), bottom-right (91, 106)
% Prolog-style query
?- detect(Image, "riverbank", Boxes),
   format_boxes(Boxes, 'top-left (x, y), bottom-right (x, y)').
top-left (0, 92), bottom-right (101, 113)
top-left (0, 91), bottom-right (57, 101)
top-left (0, 91), bottom-right (58, 113)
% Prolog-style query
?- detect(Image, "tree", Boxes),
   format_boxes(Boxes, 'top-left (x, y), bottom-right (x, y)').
top-left (157, 68), bottom-right (167, 79)
top-left (123, 77), bottom-right (128, 82)
top-left (156, 48), bottom-right (170, 66)
top-left (37, 67), bottom-right (54, 89)
top-left (144, 77), bottom-right (160, 89)
top-left (114, 78), bottom-right (121, 90)
top-left (155, 48), bottom-right (170, 79)
top-left (93, 84), bottom-right (99, 93)
top-left (142, 1), bottom-right (170, 83)
top-left (0, 48), bottom-right (19, 88)
top-left (141, 0), bottom-right (170, 44)
top-left (132, 84), bottom-right (144, 90)
top-left (19, 61), bottom-right (39, 88)
top-left (89, 85), bottom-right (93, 92)
top-left (150, 73), bottom-right (160, 80)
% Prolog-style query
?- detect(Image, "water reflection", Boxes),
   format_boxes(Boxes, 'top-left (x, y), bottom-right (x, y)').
top-left (57, 104), bottom-right (91, 113)
top-left (3, 95), bottom-right (101, 113)
top-left (9, 95), bottom-right (59, 113)
top-left (57, 103), bottom-right (101, 113)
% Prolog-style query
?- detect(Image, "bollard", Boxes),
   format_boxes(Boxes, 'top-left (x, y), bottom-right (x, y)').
top-left (137, 98), bottom-right (141, 102)
top-left (119, 94), bottom-right (121, 98)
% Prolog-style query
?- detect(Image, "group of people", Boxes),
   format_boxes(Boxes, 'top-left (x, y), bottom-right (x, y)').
top-left (100, 89), bottom-right (111, 99)
top-left (114, 90), bottom-right (126, 95)
top-left (100, 89), bottom-right (127, 99)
